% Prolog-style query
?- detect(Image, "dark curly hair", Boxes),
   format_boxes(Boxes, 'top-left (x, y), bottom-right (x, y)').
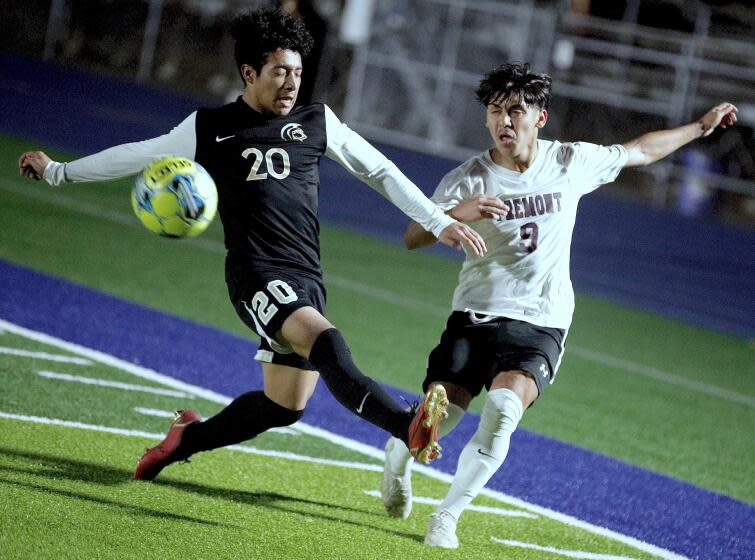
top-left (475, 63), bottom-right (552, 110)
top-left (231, 8), bottom-right (314, 80)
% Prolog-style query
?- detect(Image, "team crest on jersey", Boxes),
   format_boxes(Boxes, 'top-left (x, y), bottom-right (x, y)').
top-left (281, 123), bottom-right (307, 142)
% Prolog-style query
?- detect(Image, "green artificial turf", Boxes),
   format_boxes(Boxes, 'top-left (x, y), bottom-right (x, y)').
top-left (1, 134), bottom-right (753, 505)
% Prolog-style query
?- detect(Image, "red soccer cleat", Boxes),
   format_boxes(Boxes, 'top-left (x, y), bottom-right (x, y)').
top-left (407, 385), bottom-right (449, 464)
top-left (134, 409), bottom-right (201, 481)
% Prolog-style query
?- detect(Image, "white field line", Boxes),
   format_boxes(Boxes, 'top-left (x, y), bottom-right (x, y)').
top-left (0, 346), bottom-right (92, 365)
top-left (0, 411), bottom-right (379, 472)
top-left (266, 426), bottom-right (301, 436)
top-left (38, 370), bottom-right (194, 398)
top-left (0, 319), bottom-right (232, 405)
top-left (0, 319), bottom-right (689, 560)
top-left (491, 537), bottom-right (642, 560)
top-left (0, 411), bottom-right (159, 439)
top-left (1, 178), bottom-right (747, 407)
top-left (568, 347), bottom-right (755, 408)
top-left (132, 407), bottom-right (300, 435)
top-left (362, 489), bottom-right (538, 519)
top-left (227, 443), bottom-right (378, 470)
top-left (133, 407), bottom-right (175, 418)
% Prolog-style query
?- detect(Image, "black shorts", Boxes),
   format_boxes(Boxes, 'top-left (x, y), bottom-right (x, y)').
top-left (226, 263), bottom-right (326, 370)
top-left (423, 311), bottom-right (566, 398)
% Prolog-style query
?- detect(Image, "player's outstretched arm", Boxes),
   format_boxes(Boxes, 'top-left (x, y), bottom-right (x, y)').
top-left (622, 102), bottom-right (737, 168)
top-left (17, 113), bottom-right (198, 186)
top-left (404, 196), bottom-right (507, 250)
top-left (406, 221), bottom-right (487, 255)
top-left (323, 105), bottom-right (488, 255)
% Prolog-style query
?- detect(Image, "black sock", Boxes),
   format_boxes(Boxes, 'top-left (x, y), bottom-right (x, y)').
top-left (177, 391), bottom-right (303, 457)
top-left (308, 328), bottom-right (411, 440)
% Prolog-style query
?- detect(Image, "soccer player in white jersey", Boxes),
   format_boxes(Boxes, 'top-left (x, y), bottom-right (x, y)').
top-left (380, 62), bottom-right (737, 548)
top-left (17, 9), bottom-right (491, 484)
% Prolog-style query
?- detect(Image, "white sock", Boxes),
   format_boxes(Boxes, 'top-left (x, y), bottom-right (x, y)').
top-left (387, 402), bottom-right (465, 475)
top-left (436, 388), bottom-right (524, 520)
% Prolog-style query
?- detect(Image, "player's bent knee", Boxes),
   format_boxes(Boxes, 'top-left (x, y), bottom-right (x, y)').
top-left (267, 400), bottom-right (305, 427)
top-left (490, 370), bottom-right (538, 407)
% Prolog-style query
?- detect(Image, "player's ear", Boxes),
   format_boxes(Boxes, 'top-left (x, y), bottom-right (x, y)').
top-left (535, 109), bottom-right (548, 128)
top-left (241, 64), bottom-right (257, 85)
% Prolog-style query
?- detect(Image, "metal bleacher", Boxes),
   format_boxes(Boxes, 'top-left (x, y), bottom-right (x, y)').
top-left (14, 0), bottom-right (755, 223)
top-left (340, 0), bottom-right (755, 220)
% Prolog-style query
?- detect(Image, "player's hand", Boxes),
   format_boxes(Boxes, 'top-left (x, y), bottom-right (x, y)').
top-left (18, 151), bottom-right (51, 181)
top-left (437, 222), bottom-right (487, 256)
top-left (698, 102), bottom-right (738, 137)
top-left (448, 196), bottom-right (508, 222)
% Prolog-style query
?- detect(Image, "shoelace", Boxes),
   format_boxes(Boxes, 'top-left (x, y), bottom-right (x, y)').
top-left (400, 395), bottom-right (419, 414)
top-left (431, 513), bottom-right (456, 535)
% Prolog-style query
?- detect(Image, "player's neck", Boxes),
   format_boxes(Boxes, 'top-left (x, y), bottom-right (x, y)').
top-left (241, 91), bottom-right (265, 114)
top-left (491, 140), bottom-right (538, 173)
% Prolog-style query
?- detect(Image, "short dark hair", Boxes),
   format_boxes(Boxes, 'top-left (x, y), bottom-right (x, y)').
top-left (231, 8), bottom-right (314, 78)
top-left (475, 63), bottom-right (552, 110)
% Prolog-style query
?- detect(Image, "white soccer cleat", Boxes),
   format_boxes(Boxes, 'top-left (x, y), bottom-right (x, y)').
top-left (381, 437), bottom-right (413, 519)
top-left (424, 511), bottom-right (459, 549)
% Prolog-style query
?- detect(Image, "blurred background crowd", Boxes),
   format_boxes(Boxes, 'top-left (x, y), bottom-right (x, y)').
top-left (3, 0), bottom-right (754, 226)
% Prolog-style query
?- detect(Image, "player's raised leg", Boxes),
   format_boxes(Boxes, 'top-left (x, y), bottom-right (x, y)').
top-left (284, 306), bottom-right (450, 462)
top-left (135, 364), bottom-right (316, 480)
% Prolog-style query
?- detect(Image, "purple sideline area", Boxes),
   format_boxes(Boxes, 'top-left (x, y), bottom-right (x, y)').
top-left (1, 53), bottom-right (753, 338)
top-left (1, 259), bottom-right (753, 560)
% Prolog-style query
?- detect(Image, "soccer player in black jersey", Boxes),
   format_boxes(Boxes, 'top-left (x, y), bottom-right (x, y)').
top-left (19, 9), bottom-right (487, 479)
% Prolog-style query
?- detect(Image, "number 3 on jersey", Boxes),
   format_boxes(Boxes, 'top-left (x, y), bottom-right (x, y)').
top-left (249, 280), bottom-right (298, 325)
top-left (519, 222), bottom-right (539, 253)
top-left (242, 147), bottom-right (291, 181)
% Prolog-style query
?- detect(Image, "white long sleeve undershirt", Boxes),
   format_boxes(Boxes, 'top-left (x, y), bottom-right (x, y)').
top-left (43, 104), bottom-right (453, 238)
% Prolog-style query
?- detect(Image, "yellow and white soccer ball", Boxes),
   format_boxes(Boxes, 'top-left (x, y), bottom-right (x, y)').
top-left (131, 157), bottom-right (218, 238)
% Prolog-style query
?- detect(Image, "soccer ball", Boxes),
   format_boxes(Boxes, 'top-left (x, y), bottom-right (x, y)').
top-left (131, 157), bottom-right (218, 238)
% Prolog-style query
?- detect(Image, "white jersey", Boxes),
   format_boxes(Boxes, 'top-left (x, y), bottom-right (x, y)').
top-left (432, 139), bottom-right (628, 329)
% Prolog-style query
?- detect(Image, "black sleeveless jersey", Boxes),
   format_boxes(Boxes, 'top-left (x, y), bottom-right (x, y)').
top-left (194, 99), bottom-right (327, 278)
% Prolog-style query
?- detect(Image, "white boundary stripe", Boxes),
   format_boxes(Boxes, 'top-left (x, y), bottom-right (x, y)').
top-left (0, 346), bottom-right (92, 365)
top-left (267, 426), bottom-right (301, 436)
top-left (491, 537), bottom-right (642, 560)
top-left (2, 178), bottom-right (748, 406)
top-left (363, 490), bottom-right (538, 519)
top-left (0, 411), bottom-right (160, 440)
top-left (408, 465), bottom-right (690, 560)
top-left (0, 319), bottom-right (232, 405)
top-left (0, 411), bottom-right (381, 472)
top-left (132, 407), bottom-right (301, 436)
top-left (227, 444), bottom-right (380, 470)
top-left (38, 370), bottom-right (194, 398)
top-left (133, 407), bottom-right (175, 418)
top-left (0, 318), bottom-right (689, 560)
top-left (569, 347), bottom-right (755, 408)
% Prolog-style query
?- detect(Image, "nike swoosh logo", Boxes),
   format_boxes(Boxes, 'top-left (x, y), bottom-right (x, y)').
top-left (215, 134), bottom-right (234, 142)
top-left (477, 448), bottom-right (496, 459)
top-left (356, 392), bottom-right (371, 414)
